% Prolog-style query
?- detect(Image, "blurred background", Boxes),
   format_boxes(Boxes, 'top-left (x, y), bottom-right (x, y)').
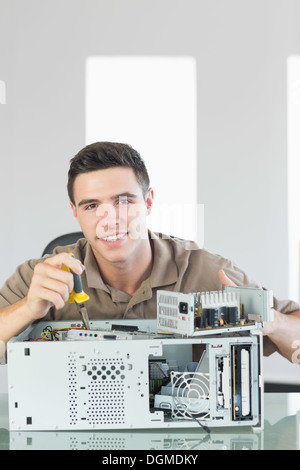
top-left (0, 0), bottom-right (300, 390)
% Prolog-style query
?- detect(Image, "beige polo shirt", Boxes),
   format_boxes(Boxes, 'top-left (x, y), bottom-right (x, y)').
top-left (1, 232), bottom-right (299, 355)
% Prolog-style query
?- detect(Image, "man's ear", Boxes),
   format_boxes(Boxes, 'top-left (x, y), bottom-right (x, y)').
top-left (145, 188), bottom-right (154, 215)
top-left (70, 201), bottom-right (78, 219)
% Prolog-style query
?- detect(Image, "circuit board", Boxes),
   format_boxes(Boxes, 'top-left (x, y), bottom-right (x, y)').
top-left (157, 285), bottom-right (273, 337)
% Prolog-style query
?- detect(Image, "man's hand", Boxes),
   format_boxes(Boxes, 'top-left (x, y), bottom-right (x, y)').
top-left (25, 253), bottom-right (85, 321)
top-left (218, 269), bottom-right (237, 287)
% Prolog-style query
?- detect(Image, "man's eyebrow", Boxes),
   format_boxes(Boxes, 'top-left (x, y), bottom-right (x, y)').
top-left (114, 192), bottom-right (138, 199)
top-left (77, 193), bottom-right (138, 207)
top-left (78, 198), bottom-right (100, 207)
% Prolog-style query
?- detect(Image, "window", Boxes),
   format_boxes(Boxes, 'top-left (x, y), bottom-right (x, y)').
top-left (0, 80), bottom-right (6, 104)
top-left (287, 56), bottom-right (300, 301)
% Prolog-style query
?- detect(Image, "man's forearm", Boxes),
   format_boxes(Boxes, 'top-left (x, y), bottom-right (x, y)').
top-left (262, 309), bottom-right (300, 363)
top-left (0, 297), bottom-right (33, 348)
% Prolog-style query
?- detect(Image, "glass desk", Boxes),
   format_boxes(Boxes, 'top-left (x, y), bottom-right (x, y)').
top-left (0, 392), bottom-right (299, 450)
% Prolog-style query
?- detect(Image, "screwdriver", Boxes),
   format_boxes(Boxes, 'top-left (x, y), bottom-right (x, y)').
top-left (62, 253), bottom-right (91, 330)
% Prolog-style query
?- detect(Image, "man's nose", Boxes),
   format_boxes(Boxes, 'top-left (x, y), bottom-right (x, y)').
top-left (96, 203), bottom-right (118, 227)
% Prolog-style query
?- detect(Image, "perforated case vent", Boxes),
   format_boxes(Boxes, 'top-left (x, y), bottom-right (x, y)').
top-left (68, 353), bottom-right (127, 426)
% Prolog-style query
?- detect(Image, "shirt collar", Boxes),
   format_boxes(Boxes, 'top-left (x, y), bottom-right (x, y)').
top-left (83, 230), bottom-right (179, 292)
top-left (149, 231), bottom-right (178, 287)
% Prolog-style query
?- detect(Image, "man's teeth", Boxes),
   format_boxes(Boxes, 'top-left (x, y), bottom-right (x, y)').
top-left (101, 233), bottom-right (127, 242)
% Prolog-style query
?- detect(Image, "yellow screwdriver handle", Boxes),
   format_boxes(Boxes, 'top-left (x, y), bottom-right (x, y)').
top-left (62, 253), bottom-right (89, 304)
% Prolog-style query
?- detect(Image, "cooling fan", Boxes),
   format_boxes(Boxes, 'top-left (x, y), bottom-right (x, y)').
top-left (171, 371), bottom-right (210, 421)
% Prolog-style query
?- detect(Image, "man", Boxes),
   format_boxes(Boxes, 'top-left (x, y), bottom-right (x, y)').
top-left (0, 142), bottom-right (300, 363)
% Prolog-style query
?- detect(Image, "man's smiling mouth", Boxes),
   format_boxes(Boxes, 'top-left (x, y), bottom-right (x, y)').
top-left (98, 232), bottom-right (128, 242)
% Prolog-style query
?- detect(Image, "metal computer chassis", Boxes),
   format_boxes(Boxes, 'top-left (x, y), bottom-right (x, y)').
top-left (7, 319), bottom-right (263, 431)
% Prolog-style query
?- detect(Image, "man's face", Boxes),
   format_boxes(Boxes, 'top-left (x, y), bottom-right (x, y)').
top-left (70, 167), bottom-right (153, 265)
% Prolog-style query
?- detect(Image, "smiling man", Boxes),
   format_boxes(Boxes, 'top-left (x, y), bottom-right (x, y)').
top-left (0, 141), bottom-right (300, 363)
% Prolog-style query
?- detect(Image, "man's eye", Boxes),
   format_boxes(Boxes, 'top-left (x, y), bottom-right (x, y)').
top-left (118, 198), bottom-right (130, 205)
top-left (86, 203), bottom-right (97, 210)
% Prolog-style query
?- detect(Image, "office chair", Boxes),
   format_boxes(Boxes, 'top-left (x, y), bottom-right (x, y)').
top-left (42, 232), bottom-right (85, 256)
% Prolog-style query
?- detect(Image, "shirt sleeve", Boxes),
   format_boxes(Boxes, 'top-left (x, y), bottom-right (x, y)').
top-left (0, 258), bottom-right (40, 307)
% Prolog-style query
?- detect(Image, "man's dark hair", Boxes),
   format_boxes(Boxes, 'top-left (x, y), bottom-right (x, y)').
top-left (67, 142), bottom-right (150, 204)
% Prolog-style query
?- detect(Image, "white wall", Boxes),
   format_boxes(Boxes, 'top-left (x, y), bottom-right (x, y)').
top-left (1, 0), bottom-right (300, 383)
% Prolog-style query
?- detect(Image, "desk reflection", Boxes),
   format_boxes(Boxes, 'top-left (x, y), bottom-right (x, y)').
top-left (1, 393), bottom-right (300, 450)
